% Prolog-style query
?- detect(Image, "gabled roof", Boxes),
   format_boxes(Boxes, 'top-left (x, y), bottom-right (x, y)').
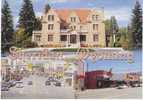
top-left (55, 9), bottom-right (91, 23)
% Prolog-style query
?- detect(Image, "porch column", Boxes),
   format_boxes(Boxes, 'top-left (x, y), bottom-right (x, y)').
top-left (76, 34), bottom-right (80, 47)
top-left (67, 34), bottom-right (70, 47)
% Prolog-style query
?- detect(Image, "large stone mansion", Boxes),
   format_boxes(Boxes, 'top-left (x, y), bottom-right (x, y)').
top-left (32, 8), bottom-right (106, 48)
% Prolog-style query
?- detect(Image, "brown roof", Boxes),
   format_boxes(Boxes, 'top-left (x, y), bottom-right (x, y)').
top-left (55, 9), bottom-right (91, 23)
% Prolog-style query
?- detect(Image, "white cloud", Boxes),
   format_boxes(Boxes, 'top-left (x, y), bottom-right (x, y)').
top-left (36, 12), bottom-right (42, 17)
top-left (13, 16), bottom-right (19, 28)
top-left (104, 7), bottom-right (131, 22)
top-left (47, 0), bottom-right (80, 4)
top-left (49, 0), bottom-right (68, 3)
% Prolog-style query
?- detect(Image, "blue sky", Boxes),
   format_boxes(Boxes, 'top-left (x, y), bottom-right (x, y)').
top-left (2, 0), bottom-right (143, 28)
top-left (85, 49), bottom-right (142, 73)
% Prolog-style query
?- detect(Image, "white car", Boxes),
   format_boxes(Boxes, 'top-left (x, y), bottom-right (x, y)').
top-left (117, 85), bottom-right (128, 89)
top-left (16, 82), bottom-right (24, 88)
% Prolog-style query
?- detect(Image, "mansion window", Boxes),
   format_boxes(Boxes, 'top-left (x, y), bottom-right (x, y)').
top-left (60, 35), bottom-right (67, 41)
top-left (92, 15), bottom-right (99, 21)
top-left (70, 17), bottom-right (76, 22)
top-left (35, 35), bottom-right (41, 41)
top-left (48, 35), bottom-right (53, 41)
top-left (48, 15), bottom-right (54, 21)
top-left (48, 24), bottom-right (54, 30)
top-left (70, 35), bottom-right (77, 44)
top-left (70, 26), bottom-right (76, 30)
top-left (93, 24), bottom-right (98, 31)
top-left (80, 26), bottom-right (83, 30)
top-left (80, 35), bottom-right (86, 42)
top-left (93, 34), bottom-right (98, 42)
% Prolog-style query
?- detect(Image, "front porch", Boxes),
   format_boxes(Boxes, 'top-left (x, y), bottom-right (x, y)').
top-left (60, 31), bottom-right (87, 48)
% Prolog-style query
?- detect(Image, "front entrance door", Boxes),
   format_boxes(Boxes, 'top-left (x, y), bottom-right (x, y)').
top-left (70, 35), bottom-right (77, 44)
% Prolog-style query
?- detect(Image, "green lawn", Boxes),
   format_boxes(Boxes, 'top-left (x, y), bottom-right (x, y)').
top-left (51, 48), bottom-right (95, 52)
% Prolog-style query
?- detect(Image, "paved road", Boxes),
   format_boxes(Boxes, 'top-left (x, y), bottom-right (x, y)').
top-left (1, 75), bottom-right (75, 99)
top-left (1, 75), bottom-right (142, 99)
top-left (78, 87), bottom-right (142, 99)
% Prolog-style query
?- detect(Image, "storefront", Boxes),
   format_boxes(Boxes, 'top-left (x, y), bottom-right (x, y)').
top-left (84, 70), bottom-right (112, 89)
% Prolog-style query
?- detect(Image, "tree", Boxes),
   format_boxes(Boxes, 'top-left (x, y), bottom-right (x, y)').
top-left (105, 16), bottom-right (119, 47)
top-left (110, 16), bottom-right (119, 35)
top-left (131, 0), bottom-right (142, 48)
top-left (14, 28), bottom-right (27, 48)
top-left (18, 0), bottom-right (36, 36)
top-left (118, 27), bottom-right (129, 49)
top-left (127, 25), bottom-right (134, 49)
top-left (14, 28), bottom-right (38, 48)
top-left (104, 19), bottom-right (111, 46)
top-left (2, 0), bottom-right (14, 53)
top-left (34, 17), bottom-right (42, 30)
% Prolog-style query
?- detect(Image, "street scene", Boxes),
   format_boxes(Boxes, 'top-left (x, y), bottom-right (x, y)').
top-left (1, 0), bottom-right (142, 99)
top-left (1, 74), bottom-right (142, 99)
top-left (1, 75), bottom-right (75, 99)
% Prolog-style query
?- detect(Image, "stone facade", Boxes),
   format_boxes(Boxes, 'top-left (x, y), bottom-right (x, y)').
top-left (32, 8), bottom-right (106, 48)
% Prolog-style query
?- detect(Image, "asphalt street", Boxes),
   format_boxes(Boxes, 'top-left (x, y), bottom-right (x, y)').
top-left (78, 87), bottom-right (142, 99)
top-left (1, 75), bottom-right (142, 99)
top-left (1, 75), bottom-right (75, 99)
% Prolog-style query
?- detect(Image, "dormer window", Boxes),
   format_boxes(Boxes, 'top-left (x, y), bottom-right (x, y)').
top-left (70, 26), bottom-right (76, 30)
top-left (48, 15), bottom-right (54, 21)
top-left (70, 17), bottom-right (76, 22)
top-left (92, 15), bottom-right (99, 21)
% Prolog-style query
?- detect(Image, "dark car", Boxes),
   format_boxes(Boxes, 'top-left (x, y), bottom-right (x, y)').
top-left (9, 80), bottom-right (16, 87)
top-left (1, 86), bottom-right (9, 91)
top-left (45, 81), bottom-right (51, 86)
top-left (54, 81), bottom-right (61, 86)
top-left (48, 77), bottom-right (54, 82)
top-left (28, 81), bottom-right (33, 85)
top-left (2, 82), bottom-right (11, 88)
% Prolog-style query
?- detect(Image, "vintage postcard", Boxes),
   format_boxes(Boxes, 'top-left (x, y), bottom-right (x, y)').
top-left (1, 0), bottom-right (142, 99)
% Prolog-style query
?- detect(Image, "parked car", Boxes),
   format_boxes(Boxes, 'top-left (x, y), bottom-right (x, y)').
top-left (1, 86), bottom-right (9, 91)
top-left (45, 80), bottom-right (51, 86)
top-left (48, 77), bottom-right (55, 82)
top-left (16, 82), bottom-right (24, 88)
top-left (117, 84), bottom-right (128, 89)
top-left (28, 81), bottom-right (33, 85)
top-left (9, 80), bottom-right (16, 87)
top-left (54, 81), bottom-right (61, 86)
top-left (131, 83), bottom-right (141, 87)
top-left (2, 82), bottom-right (11, 88)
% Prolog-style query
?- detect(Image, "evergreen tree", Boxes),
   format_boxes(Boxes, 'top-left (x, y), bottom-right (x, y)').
top-left (131, 0), bottom-right (142, 48)
top-left (106, 16), bottom-right (119, 47)
top-left (2, 0), bottom-right (14, 53)
top-left (18, 0), bottom-right (36, 36)
top-left (110, 16), bottom-right (119, 35)
top-left (127, 25), bottom-right (134, 49)
top-left (35, 17), bottom-right (42, 30)
top-left (104, 19), bottom-right (111, 46)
